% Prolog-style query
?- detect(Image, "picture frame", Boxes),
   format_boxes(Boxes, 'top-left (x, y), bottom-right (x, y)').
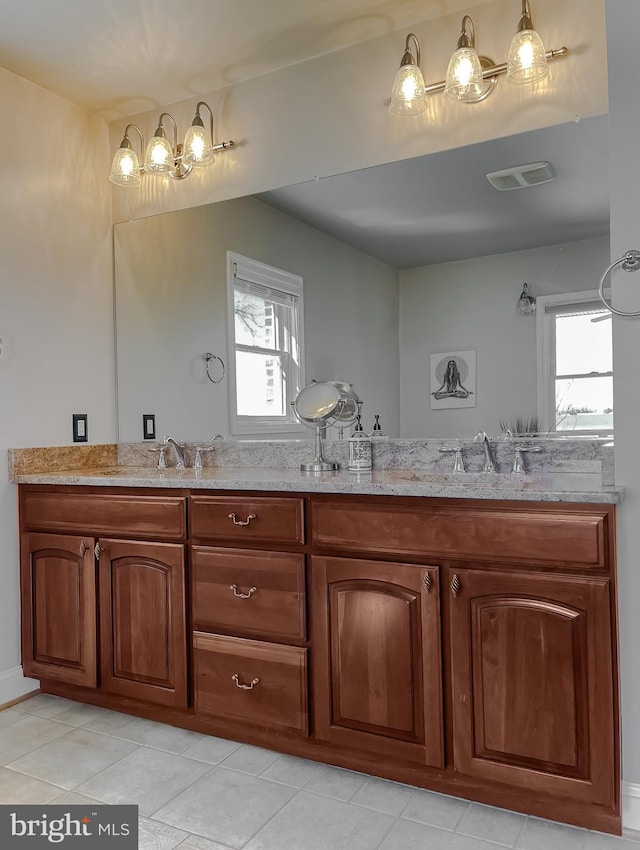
top-left (430, 350), bottom-right (476, 409)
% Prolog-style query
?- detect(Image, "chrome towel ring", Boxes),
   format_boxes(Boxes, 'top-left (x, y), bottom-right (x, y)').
top-left (598, 250), bottom-right (640, 317)
top-left (204, 353), bottom-right (225, 383)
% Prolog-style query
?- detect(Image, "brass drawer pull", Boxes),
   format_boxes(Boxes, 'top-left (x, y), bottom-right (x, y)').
top-left (232, 674), bottom-right (260, 690)
top-left (451, 574), bottom-right (462, 598)
top-left (230, 584), bottom-right (257, 599)
top-left (423, 572), bottom-right (432, 593)
top-left (94, 542), bottom-right (103, 560)
top-left (228, 512), bottom-right (257, 527)
top-left (79, 540), bottom-right (88, 556)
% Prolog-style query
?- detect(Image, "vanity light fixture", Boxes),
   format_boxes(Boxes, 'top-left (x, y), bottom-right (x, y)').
top-left (109, 100), bottom-right (234, 186)
top-left (388, 0), bottom-right (567, 115)
top-left (516, 283), bottom-right (537, 316)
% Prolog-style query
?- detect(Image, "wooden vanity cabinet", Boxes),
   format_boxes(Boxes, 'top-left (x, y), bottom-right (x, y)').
top-left (448, 567), bottom-right (616, 807)
top-left (189, 493), bottom-right (310, 736)
top-left (311, 556), bottom-right (443, 767)
top-left (19, 487), bottom-right (189, 709)
top-left (21, 531), bottom-right (97, 688)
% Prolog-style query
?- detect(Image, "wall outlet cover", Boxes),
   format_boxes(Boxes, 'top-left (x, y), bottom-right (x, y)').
top-left (72, 413), bottom-right (88, 443)
top-left (143, 414), bottom-right (156, 440)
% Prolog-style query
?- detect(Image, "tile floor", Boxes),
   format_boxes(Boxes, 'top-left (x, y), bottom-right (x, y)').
top-left (0, 693), bottom-right (637, 850)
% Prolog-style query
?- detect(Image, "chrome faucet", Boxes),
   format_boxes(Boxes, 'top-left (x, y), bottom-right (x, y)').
top-left (473, 431), bottom-right (496, 473)
top-left (163, 436), bottom-right (186, 468)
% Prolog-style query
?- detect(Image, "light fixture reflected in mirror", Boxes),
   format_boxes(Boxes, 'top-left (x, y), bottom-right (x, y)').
top-left (389, 0), bottom-right (566, 114)
top-left (516, 283), bottom-right (537, 315)
top-left (507, 0), bottom-right (549, 85)
top-left (109, 101), bottom-right (234, 187)
top-left (389, 33), bottom-right (427, 116)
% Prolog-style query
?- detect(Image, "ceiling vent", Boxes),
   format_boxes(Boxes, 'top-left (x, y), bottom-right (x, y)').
top-left (486, 161), bottom-right (555, 191)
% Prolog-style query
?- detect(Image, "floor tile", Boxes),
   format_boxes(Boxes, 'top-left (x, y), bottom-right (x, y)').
top-left (516, 817), bottom-right (587, 850)
top-left (381, 818), bottom-right (507, 850)
top-left (260, 753), bottom-right (323, 788)
top-left (218, 744), bottom-right (280, 775)
top-left (0, 766), bottom-right (62, 803)
top-left (50, 791), bottom-right (105, 806)
top-left (110, 716), bottom-right (205, 755)
top-left (302, 764), bottom-right (368, 801)
top-left (52, 701), bottom-right (132, 730)
top-left (12, 694), bottom-right (79, 719)
top-left (457, 802), bottom-right (526, 846)
top-left (178, 838), bottom-right (236, 850)
top-left (138, 817), bottom-right (189, 850)
top-left (152, 767), bottom-right (296, 848)
top-left (180, 735), bottom-right (242, 766)
top-left (244, 790), bottom-right (395, 850)
top-left (400, 787), bottom-right (469, 831)
top-left (0, 714), bottom-right (71, 764)
top-left (350, 776), bottom-right (417, 816)
top-left (0, 708), bottom-right (27, 730)
top-left (585, 832), bottom-right (640, 849)
top-left (77, 746), bottom-right (212, 816)
top-left (7, 727), bottom-right (138, 789)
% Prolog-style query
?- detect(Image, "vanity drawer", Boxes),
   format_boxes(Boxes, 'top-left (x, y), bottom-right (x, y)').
top-left (192, 547), bottom-right (306, 642)
top-left (190, 495), bottom-right (305, 545)
top-left (311, 499), bottom-right (608, 568)
top-left (193, 632), bottom-right (308, 735)
top-left (21, 490), bottom-right (187, 540)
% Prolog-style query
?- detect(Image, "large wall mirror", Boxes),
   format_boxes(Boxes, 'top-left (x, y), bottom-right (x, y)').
top-left (114, 113), bottom-right (609, 443)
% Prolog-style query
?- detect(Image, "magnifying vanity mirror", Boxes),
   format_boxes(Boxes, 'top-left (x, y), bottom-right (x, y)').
top-left (114, 113), bottom-right (610, 443)
top-left (292, 381), bottom-right (360, 472)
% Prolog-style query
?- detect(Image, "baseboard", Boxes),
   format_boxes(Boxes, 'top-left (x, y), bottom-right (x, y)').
top-left (623, 782), bottom-right (640, 831)
top-left (0, 666), bottom-right (39, 707)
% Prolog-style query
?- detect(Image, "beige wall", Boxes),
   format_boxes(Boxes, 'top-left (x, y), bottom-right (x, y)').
top-left (115, 196), bottom-right (399, 441)
top-left (0, 66), bottom-right (113, 699)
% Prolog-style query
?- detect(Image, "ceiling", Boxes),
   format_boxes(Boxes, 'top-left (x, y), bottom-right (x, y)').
top-left (259, 114), bottom-right (610, 269)
top-left (0, 0), bottom-right (493, 122)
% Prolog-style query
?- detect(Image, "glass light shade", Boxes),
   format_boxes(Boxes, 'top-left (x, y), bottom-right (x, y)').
top-left (444, 47), bottom-right (484, 102)
top-left (144, 135), bottom-right (174, 173)
top-left (516, 285), bottom-right (537, 315)
top-left (109, 146), bottom-right (141, 186)
top-left (507, 29), bottom-right (549, 85)
top-left (389, 64), bottom-right (427, 116)
top-left (183, 123), bottom-right (215, 167)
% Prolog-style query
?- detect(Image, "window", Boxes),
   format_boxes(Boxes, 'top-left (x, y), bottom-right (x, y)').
top-left (537, 290), bottom-right (613, 435)
top-left (227, 252), bottom-right (305, 434)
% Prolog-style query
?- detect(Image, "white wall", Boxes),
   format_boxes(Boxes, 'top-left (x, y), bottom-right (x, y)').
top-left (399, 236), bottom-right (610, 437)
top-left (606, 0), bottom-right (640, 821)
top-left (115, 196), bottom-right (399, 442)
top-left (109, 0), bottom-right (608, 225)
top-left (0, 67), bottom-right (113, 700)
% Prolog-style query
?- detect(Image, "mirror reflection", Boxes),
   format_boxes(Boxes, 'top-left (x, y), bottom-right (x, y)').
top-left (114, 113), bottom-right (610, 442)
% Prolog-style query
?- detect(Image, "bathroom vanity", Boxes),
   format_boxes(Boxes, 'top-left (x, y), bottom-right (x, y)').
top-left (12, 454), bottom-right (621, 834)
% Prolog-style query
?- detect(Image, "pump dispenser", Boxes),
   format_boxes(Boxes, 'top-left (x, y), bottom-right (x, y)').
top-left (348, 414), bottom-right (372, 472)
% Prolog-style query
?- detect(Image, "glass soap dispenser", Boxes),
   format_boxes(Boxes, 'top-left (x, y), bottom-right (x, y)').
top-left (348, 414), bottom-right (372, 472)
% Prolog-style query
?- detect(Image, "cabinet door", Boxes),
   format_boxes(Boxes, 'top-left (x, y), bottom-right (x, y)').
top-left (449, 568), bottom-right (616, 806)
top-left (99, 539), bottom-right (187, 708)
top-left (20, 532), bottom-right (97, 688)
top-left (312, 556), bottom-right (443, 767)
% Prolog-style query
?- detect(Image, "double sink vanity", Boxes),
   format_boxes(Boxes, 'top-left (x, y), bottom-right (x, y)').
top-left (9, 437), bottom-right (622, 834)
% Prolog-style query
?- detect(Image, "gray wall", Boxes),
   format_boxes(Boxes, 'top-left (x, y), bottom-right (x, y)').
top-left (398, 236), bottom-right (610, 438)
top-left (115, 195), bottom-right (400, 442)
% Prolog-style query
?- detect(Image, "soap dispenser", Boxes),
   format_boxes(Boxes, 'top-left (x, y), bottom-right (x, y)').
top-left (370, 414), bottom-right (388, 439)
top-left (348, 414), bottom-right (372, 472)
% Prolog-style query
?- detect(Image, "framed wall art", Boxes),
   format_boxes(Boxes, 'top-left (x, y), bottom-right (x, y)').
top-left (430, 350), bottom-right (476, 409)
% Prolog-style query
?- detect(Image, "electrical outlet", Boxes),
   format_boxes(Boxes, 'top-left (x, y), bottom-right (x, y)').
top-left (143, 414), bottom-right (156, 440)
top-left (72, 413), bottom-right (88, 443)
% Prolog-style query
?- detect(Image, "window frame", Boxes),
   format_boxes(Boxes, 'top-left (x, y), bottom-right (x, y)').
top-left (227, 251), bottom-right (306, 436)
top-left (536, 288), bottom-right (613, 436)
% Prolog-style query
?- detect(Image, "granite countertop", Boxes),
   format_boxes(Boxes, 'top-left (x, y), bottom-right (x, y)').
top-left (10, 465), bottom-right (623, 503)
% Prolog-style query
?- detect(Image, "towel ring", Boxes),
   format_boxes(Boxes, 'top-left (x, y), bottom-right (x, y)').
top-left (598, 250), bottom-right (640, 317)
top-left (204, 353), bottom-right (225, 383)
